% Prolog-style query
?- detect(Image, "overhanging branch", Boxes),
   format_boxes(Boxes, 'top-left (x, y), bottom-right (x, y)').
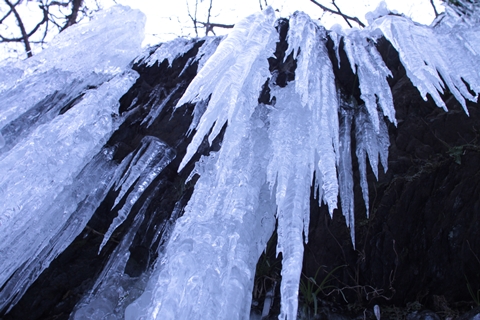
top-left (310, 0), bottom-right (366, 28)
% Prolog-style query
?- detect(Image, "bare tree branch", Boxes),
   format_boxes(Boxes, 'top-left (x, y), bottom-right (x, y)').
top-left (430, 0), bottom-right (439, 17)
top-left (197, 20), bottom-right (234, 35)
top-left (60, 0), bottom-right (83, 31)
top-left (4, 0), bottom-right (34, 57)
top-left (1, 0), bottom-right (87, 58)
top-left (0, 0), bottom-right (19, 24)
top-left (186, 0), bottom-right (199, 37)
top-left (310, 0), bottom-right (366, 28)
top-left (205, 0), bottom-right (213, 36)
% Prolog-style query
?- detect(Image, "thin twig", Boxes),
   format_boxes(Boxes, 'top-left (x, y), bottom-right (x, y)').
top-left (430, 0), bottom-right (439, 17)
top-left (186, 0), bottom-right (198, 37)
top-left (4, 0), bottom-right (33, 57)
top-left (331, 0), bottom-right (353, 28)
top-left (310, 0), bottom-right (365, 28)
top-left (197, 21), bottom-right (234, 36)
top-left (206, 0), bottom-right (213, 36)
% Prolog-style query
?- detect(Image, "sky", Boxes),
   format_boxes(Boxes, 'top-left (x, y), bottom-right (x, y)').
top-left (107, 0), bottom-right (445, 46)
top-left (0, 0), bottom-right (445, 60)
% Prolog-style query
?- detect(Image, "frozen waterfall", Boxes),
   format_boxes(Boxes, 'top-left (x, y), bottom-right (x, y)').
top-left (0, 3), bottom-right (479, 320)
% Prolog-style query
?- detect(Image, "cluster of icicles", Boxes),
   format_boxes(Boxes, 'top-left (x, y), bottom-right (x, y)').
top-left (0, 3), bottom-right (479, 320)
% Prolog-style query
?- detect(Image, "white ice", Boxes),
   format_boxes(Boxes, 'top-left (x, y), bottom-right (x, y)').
top-left (370, 14), bottom-right (480, 114)
top-left (1, 4), bottom-right (479, 320)
top-left (0, 5), bottom-right (145, 134)
top-left (0, 5), bottom-right (144, 310)
top-left (0, 70), bottom-right (138, 310)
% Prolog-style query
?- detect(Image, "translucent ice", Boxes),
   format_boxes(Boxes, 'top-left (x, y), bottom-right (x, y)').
top-left (340, 28), bottom-right (396, 129)
top-left (2, 5), bottom-right (479, 320)
top-left (338, 100), bottom-right (355, 245)
top-left (125, 8), bottom-right (280, 319)
top-left (0, 70), bottom-right (138, 311)
top-left (125, 103), bottom-right (277, 320)
top-left (370, 14), bottom-right (480, 114)
top-left (139, 38), bottom-right (196, 67)
top-left (176, 7), bottom-right (278, 170)
top-left (99, 136), bottom-right (176, 252)
top-left (0, 5), bottom-right (145, 133)
top-left (354, 105), bottom-right (389, 216)
top-left (0, 148), bottom-right (118, 312)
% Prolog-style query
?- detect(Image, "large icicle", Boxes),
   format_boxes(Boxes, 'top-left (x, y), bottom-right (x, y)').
top-left (0, 147), bottom-right (118, 312)
top-left (284, 11), bottom-right (340, 214)
top-left (267, 85), bottom-right (315, 320)
top-left (125, 8), bottom-right (279, 319)
top-left (267, 12), bottom-right (341, 319)
top-left (125, 103), bottom-right (277, 320)
top-left (0, 5), bottom-right (144, 134)
top-left (175, 7), bottom-right (278, 170)
top-left (0, 70), bottom-right (139, 303)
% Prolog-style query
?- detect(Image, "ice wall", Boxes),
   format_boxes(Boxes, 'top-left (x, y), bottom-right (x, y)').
top-left (0, 3), bottom-right (479, 320)
top-left (126, 7), bottom-right (479, 320)
top-left (0, 5), bottom-right (145, 312)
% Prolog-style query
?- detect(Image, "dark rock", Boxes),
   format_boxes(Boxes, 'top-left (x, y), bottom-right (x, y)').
top-left (301, 36), bottom-right (480, 318)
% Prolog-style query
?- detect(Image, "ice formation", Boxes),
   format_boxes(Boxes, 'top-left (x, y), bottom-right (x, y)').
top-left (0, 2), bottom-right (479, 320)
top-left (0, 5), bottom-right (145, 312)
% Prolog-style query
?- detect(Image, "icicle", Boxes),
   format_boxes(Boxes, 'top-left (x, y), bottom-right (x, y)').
top-left (354, 105), bottom-right (389, 216)
top-left (0, 147), bottom-right (118, 313)
top-left (267, 85), bottom-right (312, 320)
top-left (125, 103), bottom-right (277, 320)
top-left (266, 13), bottom-right (342, 319)
top-left (138, 81), bottom-right (184, 128)
top-left (175, 7), bottom-right (278, 171)
top-left (370, 15), bottom-right (480, 114)
top-left (195, 36), bottom-right (223, 72)
top-left (0, 5), bottom-right (144, 133)
top-left (328, 28), bottom-right (342, 69)
top-left (0, 71), bottom-right (138, 298)
top-left (138, 38), bottom-right (196, 67)
top-left (340, 29), bottom-right (396, 129)
top-left (0, 76), bottom-right (109, 160)
top-left (73, 212), bottom-right (146, 319)
top-left (285, 11), bottom-right (340, 214)
top-left (99, 136), bottom-right (175, 252)
top-left (338, 99), bottom-right (355, 246)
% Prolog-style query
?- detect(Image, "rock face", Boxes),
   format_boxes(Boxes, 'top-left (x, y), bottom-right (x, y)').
top-left (1, 25), bottom-right (479, 320)
top-left (302, 40), bottom-right (480, 317)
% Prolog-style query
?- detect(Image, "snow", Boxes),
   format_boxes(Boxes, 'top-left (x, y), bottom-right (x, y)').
top-left (1, 3), bottom-right (479, 320)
